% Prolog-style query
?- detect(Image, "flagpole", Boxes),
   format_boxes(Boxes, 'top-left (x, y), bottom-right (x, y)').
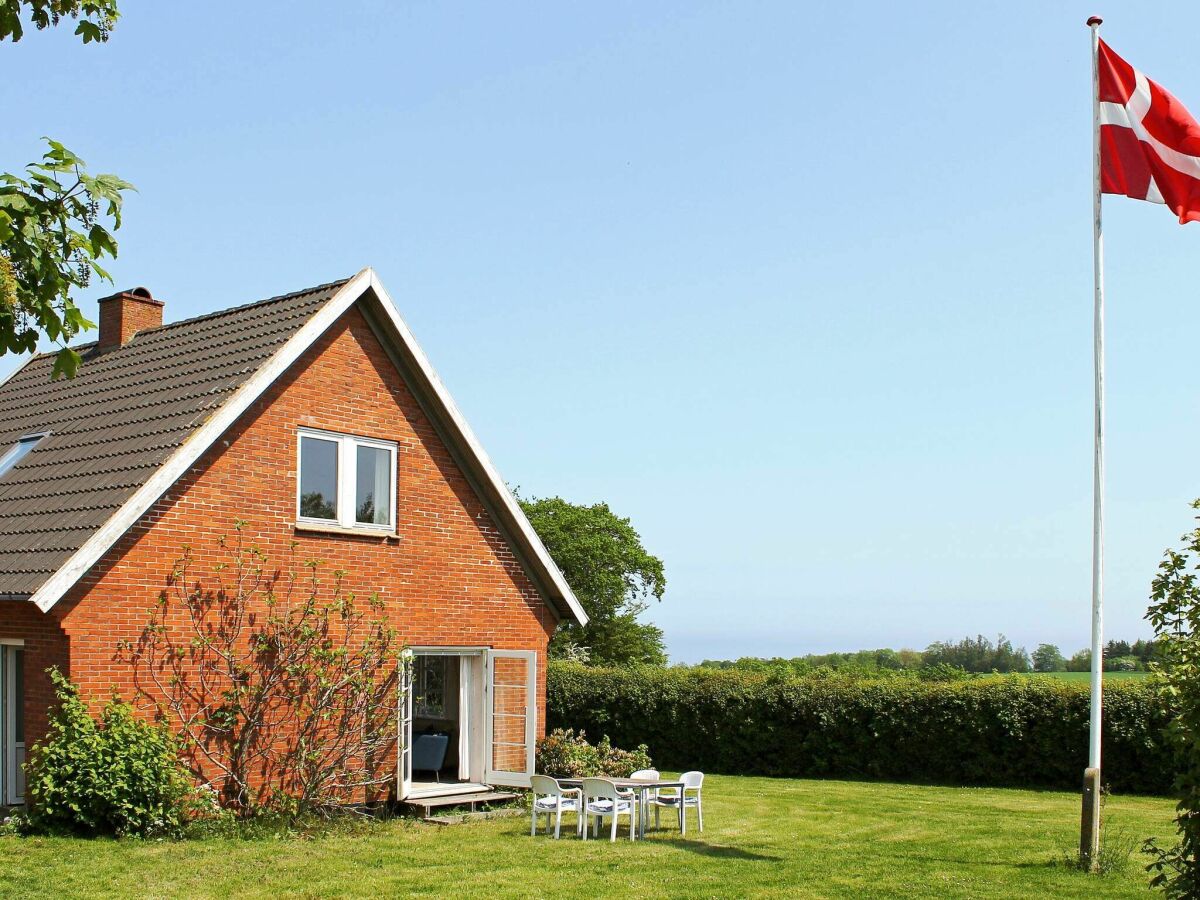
top-left (1081, 13), bottom-right (1105, 870)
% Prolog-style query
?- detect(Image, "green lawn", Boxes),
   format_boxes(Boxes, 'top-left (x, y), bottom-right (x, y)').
top-left (0, 776), bottom-right (1176, 899)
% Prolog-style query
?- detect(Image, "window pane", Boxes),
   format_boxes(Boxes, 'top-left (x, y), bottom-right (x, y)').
top-left (299, 436), bottom-right (338, 520)
top-left (355, 445), bottom-right (391, 525)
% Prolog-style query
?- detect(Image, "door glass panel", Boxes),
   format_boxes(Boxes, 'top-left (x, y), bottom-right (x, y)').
top-left (355, 445), bottom-right (391, 526)
top-left (413, 656), bottom-right (446, 718)
top-left (12, 648), bottom-right (22, 802)
top-left (0, 646), bottom-right (6, 803)
top-left (299, 435), bottom-right (338, 520)
top-left (490, 656), bottom-right (529, 773)
top-left (12, 649), bottom-right (21, 744)
top-left (398, 654), bottom-right (413, 797)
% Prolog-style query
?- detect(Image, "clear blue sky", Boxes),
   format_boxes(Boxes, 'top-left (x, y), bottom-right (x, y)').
top-left (3, 2), bottom-right (1198, 662)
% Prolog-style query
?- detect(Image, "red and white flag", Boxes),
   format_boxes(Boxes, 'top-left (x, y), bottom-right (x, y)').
top-left (1098, 39), bottom-right (1200, 223)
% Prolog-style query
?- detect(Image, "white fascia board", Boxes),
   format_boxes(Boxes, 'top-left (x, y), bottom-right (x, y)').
top-left (362, 272), bottom-right (588, 627)
top-left (29, 269), bottom-right (375, 613)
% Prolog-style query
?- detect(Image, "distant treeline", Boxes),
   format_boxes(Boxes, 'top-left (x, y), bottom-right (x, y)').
top-left (695, 635), bottom-right (1161, 676)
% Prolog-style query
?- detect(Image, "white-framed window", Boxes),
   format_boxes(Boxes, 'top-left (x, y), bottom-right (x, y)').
top-left (296, 428), bottom-right (397, 531)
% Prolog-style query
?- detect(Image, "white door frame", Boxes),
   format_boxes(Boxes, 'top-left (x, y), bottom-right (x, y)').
top-left (401, 647), bottom-right (488, 800)
top-left (483, 649), bottom-right (537, 789)
top-left (398, 647), bottom-right (537, 796)
top-left (397, 649), bottom-right (413, 802)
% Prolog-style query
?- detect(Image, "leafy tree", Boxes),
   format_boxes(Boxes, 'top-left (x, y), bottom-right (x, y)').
top-left (1, 1), bottom-right (132, 377)
top-left (1106, 639), bottom-right (1134, 658)
top-left (1067, 648), bottom-right (1092, 672)
top-left (1143, 500), bottom-right (1200, 896)
top-left (0, 0), bottom-right (118, 43)
top-left (519, 494), bottom-right (667, 666)
top-left (923, 634), bottom-right (1031, 673)
top-left (1133, 639), bottom-right (1160, 664)
top-left (1032, 643), bottom-right (1067, 672)
top-left (1, 142), bottom-right (132, 376)
top-left (119, 526), bottom-right (399, 815)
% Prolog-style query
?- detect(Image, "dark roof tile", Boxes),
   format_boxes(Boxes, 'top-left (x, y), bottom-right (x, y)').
top-left (0, 277), bottom-right (347, 596)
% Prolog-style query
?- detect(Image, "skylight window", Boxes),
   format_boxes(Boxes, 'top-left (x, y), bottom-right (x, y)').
top-left (0, 434), bottom-right (46, 479)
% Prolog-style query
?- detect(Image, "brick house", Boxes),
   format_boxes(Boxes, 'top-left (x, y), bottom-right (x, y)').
top-left (0, 268), bottom-right (586, 805)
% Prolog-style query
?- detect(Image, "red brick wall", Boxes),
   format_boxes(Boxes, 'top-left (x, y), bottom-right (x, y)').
top-left (41, 303), bottom-right (558, 786)
top-left (0, 601), bottom-right (69, 750)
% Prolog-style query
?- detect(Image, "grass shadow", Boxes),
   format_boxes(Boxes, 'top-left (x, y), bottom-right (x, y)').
top-left (655, 837), bottom-right (781, 862)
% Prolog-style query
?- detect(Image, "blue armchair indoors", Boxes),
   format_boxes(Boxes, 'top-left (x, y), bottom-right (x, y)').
top-left (412, 733), bottom-right (450, 781)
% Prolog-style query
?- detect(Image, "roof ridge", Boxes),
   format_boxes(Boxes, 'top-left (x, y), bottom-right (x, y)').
top-left (28, 276), bottom-right (351, 359)
top-left (99, 275), bottom-right (353, 342)
top-left (145, 276), bottom-right (351, 333)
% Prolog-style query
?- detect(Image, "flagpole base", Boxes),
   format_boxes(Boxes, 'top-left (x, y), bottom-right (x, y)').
top-left (1080, 766), bottom-right (1102, 871)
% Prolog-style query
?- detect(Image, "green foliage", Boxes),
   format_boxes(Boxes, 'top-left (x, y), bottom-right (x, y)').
top-left (700, 637), bottom-right (1155, 677)
top-left (1142, 500), bottom-right (1200, 897)
top-left (1033, 643), bottom-right (1067, 673)
top-left (534, 728), bottom-right (652, 778)
top-left (0, 0), bottom-right (118, 43)
top-left (23, 669), bottom-right (192, 837)
top-left (923, 633), bottom-right (1031, 673)
top-left (518, 494), bottom-right (667, 666)
top-left (1067, 649), bottom-right (1092, 672)
top-left (547, 662), bottom-right (1173, 793)
top-left (0, 139), bottom-right (133, 377)
top-left (699, 648), bottom-right (915, 676)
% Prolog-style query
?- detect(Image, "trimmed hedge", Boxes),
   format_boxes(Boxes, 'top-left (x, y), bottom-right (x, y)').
top-left (546, 663), bottom-right (1173, 794)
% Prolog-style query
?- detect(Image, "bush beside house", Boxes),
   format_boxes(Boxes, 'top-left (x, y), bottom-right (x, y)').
top-left (546, 662), bottom-right (1172, 794)
top-left (535, 728), bottom-right (652, 778)
top-left (23, 670), bottom-right (193, 837)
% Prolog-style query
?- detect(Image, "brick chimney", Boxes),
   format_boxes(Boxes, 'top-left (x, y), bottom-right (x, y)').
top-left (97, 287), bottom-right (164, 350)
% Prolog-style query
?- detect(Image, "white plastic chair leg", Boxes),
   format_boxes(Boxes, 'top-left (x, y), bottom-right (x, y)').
top-left (554, 807), bottom-right (562, 839)
top-left (531, 805), bottom-right (538, 836)
top-left (697, 797), bottom-right (703, 832)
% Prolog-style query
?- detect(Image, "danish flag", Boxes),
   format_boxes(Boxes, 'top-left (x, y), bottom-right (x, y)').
top-left (1098, 38), bottom-right (1200, 223)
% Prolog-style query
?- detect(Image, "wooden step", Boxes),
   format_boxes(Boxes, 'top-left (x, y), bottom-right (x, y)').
top-left (403, 790), bottom-right (519, 817)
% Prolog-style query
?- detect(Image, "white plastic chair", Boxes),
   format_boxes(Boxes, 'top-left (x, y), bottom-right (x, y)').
top-left (530, 774), bottom-right (583, 839)
top-left (581, 777), bottom-right (637, 842)
top-left (652, 771), bottom-right (704, 835)
top-left (630, 768), bottom-right (660, 825)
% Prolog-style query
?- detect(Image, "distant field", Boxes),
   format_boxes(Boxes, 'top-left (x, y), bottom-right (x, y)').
top-left (1021, 671), bottom-right (1149, 682)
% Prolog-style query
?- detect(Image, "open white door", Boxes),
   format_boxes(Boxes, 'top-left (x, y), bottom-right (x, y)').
top-left (1, 646), bottom-right (23, 806)
top-left (483, 650), bottom-right (537, 788)
top-left (397, 650), bottom-right (413, 801)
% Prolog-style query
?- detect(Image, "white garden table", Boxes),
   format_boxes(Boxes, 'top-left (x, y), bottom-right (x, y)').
top-left (560, 776), bottom-right (686, 839)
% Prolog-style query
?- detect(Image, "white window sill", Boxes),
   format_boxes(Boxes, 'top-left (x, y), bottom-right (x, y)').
top-left (294, 521), bottom-right (400, 540)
